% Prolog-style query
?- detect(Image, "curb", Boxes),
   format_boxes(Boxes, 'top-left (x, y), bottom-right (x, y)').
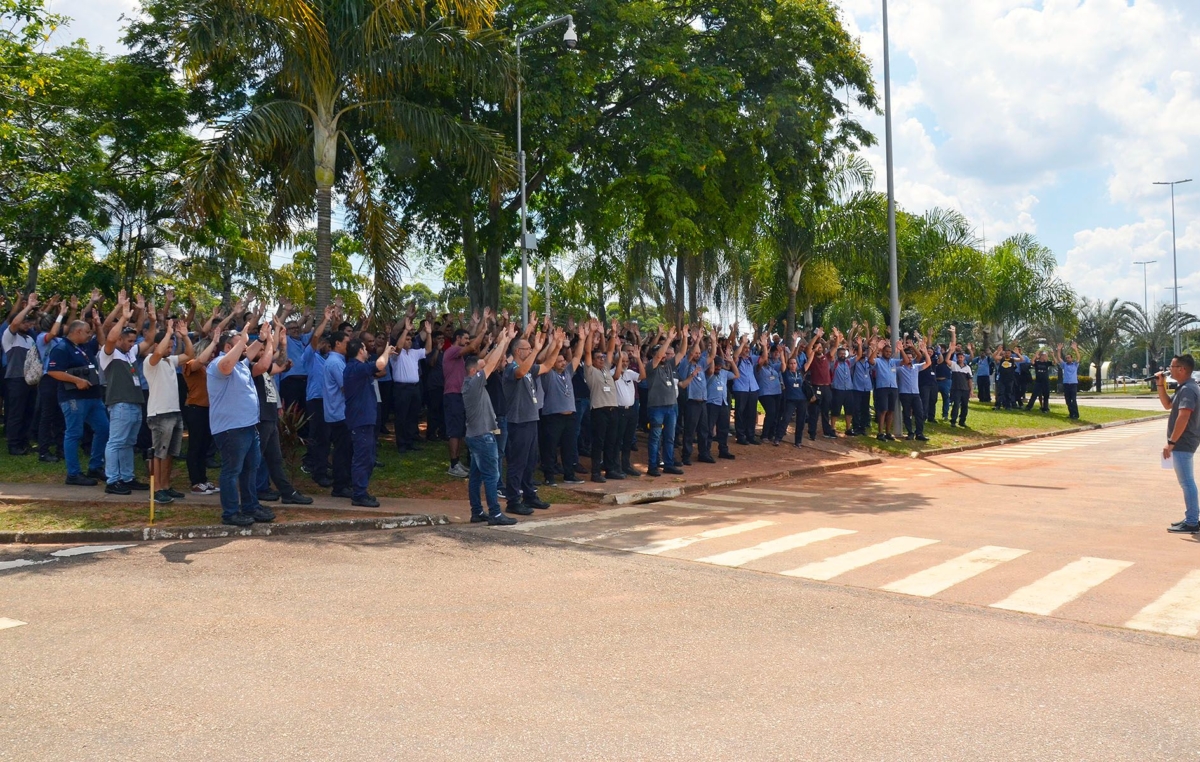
top-left (600, 457), bottom-right (883, 505)
top-left (909, 413), bottom-right (1168, 459)
top-left (0, 514), bottom-right (450, 545)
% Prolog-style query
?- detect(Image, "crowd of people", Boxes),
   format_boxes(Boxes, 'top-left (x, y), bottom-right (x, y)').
top-left (0, 289), bottom-right (1095, 527)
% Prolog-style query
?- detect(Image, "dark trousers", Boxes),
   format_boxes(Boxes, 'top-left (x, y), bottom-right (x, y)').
top-left (920, 383), bottom-right (938, 423)
top-left (256, 419), bottom-right (296, 496)
top-left (706, 403), bottom-right (731, 455)
top-left (589, 405), bottom-right (620, 476)
top-left (681, 399), bottom-right (710, 460)
top-left (5, 378), bottom-right (34, 452)
top-left (304, 398), bottom-right (331, 479)
top-left (575, 397), bottom-right (592, 459)
top-left (540, 413), bottom-right (577, 480)
top-left (976, 375), bottom-right (991, 403)
top-left (901, 392), bottom-right (925, 436)
top-left (853, 390), bottom-right (871, 433)
top-left (734, 390), bottom-right (759, 442)
top-left (505, 420), bottom-right (539, 505)
top-left (329, 420), bottom-right (351, 491)
top-left (280, 376), bottom-right (307, 436)
top-left (1063, 383), bottom-right (1079, 419)
top-left (426, 386), bottom-right (445, 440)
top-left (950, 387), bottom-right (970, 425)
top-left (813, 386), bottom-right (835, 436)
top-left (36, 378), bottom-right (64, 456)
top-left (617, 406), bottom-right (638, 467)
top-left (782, 398), bottom-right (808, 444)
top-left (1026, 380), bottom-right (1050, 412)
top-left (184, 404), bottom-right (213, 486)
top-left (377, 380), bottom-right (395, 433)
top-left (759, 393), bottom-right (781, 442)
top-left (392, 382), bottom-right (422, 450)
top-left (351, 424), bottom-right (376, 498)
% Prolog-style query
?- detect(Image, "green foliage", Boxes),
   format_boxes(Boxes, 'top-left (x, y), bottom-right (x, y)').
top-left (277, 231), bottom-right (372, 316)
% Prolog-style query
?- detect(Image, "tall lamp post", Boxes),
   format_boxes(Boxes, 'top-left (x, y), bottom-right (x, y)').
top-left (881, 0), bottom-right (902, 436)
top-left (1134, 259), bottom-right (1156, 372)
top-left (516, 15), bottom-right (576, 327)
top-left (1153, 178), bottom-right (1192, 355)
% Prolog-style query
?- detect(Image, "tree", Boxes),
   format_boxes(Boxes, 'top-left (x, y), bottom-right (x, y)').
top-left (1123, 302), bottom-right (1198, 375)
top-left (972, 234), bottom-right (1077, 351)
top-left (1077, 297), bottom-right (1132, 393)
top-left (142, 0), bottom-right (518, 312)
top-left (276, 230), bottom-right (372, 316)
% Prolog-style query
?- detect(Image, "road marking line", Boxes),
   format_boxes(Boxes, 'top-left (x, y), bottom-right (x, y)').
top-left (1125, 570), bottom-right (1200, 637)
top-left (782, 537), bottom-right (940, 581)
top-left (691, 494), bottom-right (782, 505)
top-left (733, 489), bottom-right (819, 498)
top-left (0, 559), bottom-right (52, 571)
top-left (0, 617), bottom-right (27, 631)
top-left (656, 500), bottom-right (743, 512)
top-left (990, 557), bottom-right (1134, 615)
top-left (508, 507), bottom-right (652, 531)
top-left (696, 528), bottom-right (856, 567)
top-left (570, 515), bottom-right (707, 544)
top-left (50, 544), bottom-right (135, 558)
top-left (628, 520), bottom-right (778, 556)
top-left (880, 546), bottom-right (1030, 597)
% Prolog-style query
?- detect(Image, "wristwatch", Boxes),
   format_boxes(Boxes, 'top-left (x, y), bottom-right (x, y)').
top-left (1168, 439), bottom-right (1178, 446)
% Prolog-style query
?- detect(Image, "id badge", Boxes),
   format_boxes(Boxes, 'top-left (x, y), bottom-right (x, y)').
top-left (531, 394), bottom-right (538, 405)
top-left (603, 386), bottom-right (611, 393)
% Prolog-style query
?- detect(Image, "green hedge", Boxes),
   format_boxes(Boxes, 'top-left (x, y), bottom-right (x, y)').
top-left (1078, 375), bottom-right (1094, 392)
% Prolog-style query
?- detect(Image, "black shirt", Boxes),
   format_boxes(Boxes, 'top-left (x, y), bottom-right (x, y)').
top-left (1033, 360), bottom-right (1052, 383)
top-left (47, 338), bottom-right (102, 402)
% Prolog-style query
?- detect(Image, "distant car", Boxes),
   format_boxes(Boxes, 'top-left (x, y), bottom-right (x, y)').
top-left (1114, 375), bottom-right (1140, 384)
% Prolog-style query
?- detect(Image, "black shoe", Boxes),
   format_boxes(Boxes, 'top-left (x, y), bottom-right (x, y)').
top-left (153, 489), bottom-right (175, 504)
top-left (526, 496), bottom-right (551, 510)
top-left (38, 453), bottom-right (61, 463)
top-left (563, 477), bottom-right (585, 485)
top-left (86, 468), bottom-right (105, 480)
top-left (915, 435), bottom-right (929, 442)
top-left (749, 438), bottom-right (763, 445)
top-left (165, 488), bottom-right (186, 499)
top-left (506, 503), bottom-right (534, 516)
top-left (606, 472), bottom-right (626, 480)
top-left (663, 466), bottom-right (684, 475)
top-left (540, 477), bottom-right (558, 487)
top-left (105, 481), bottom-right (132, 495)
top-left (257, 490), bottom-right (281, 502)
top-left (488, 513), bottom-right (518, 526)
top-left (681, 459), bottom-right (692, 466)
top-left (622, 465), bottom-right (643, 476)
top-left (734, 438), bottom-right (748, 446)
top-left (120, 479), bottom-right (148, 491)
top-left (222, 513), bottom-right (255, 527)
top-left (8, 448), bottom-right (28, 457)
top-left (470, 513), bottom-right (490, 523)
top-left (591, 473), bottom-right (607, 483)
top-left (646, 468), bottom-right (662, 477)
top-left (352, 495), bottom-right (380, 508)
top-left (281, 492), bottom-right (314, 505)
top-left (718, 452), bottom-right (735, 460)
top-left (794, 442), bottom-right (804, 449)
top-left (573, 465), bottom-right (588, 475)
top-left (949, 422), bottom-right (957, 427)
top-left (698, 455), bottom-right (716, 463)
top-left (905, 434), bottom-right (915, 441)
top-left (65, 474), bottom-right (98, 487)
top-left (314, 476), bottom-right (333, 488)
top-left (1168, 521), bottom-right (1200, 533)
top-left (884, 434), bottom-right (897, 441)
top-left (249, 507), bottom-right (276, 522)
top-left (330, 487), bottom-right (354, 499)
top-left (877, 434), bottom-right (887, 441)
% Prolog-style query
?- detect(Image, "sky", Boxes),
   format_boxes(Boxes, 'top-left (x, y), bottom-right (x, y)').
top-left (45, 0), bottom-right (1200, 313)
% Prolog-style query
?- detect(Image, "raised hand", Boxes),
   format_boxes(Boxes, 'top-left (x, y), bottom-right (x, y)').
top-left (69, 295), bottom-right (79, 310)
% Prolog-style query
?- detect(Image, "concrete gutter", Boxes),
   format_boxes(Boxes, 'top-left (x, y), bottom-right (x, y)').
top-left (0, 514), bottom-right (449, 545)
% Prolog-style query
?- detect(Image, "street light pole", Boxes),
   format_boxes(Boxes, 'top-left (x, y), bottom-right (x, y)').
top-left (882, 0), bottom-right (902, 436)
top-left (1134, 259), bottom-right (1156, 371)
top-left (515, 15), bottom-right (576, 327)
top-left (1154, 179), bottom-right (1192, 355)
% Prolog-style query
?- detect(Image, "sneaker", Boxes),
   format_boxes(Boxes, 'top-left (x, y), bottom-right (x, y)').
top-left (38, 453), bottom-right (61, 463)
top-left (469, 513), bottom-right (490, 524)
top-left (65, 474), bottom-right (97, 487)
top-left (488, 513), bottom-right (518, 526)
top-left (698, 455), bottom-right (716, 463)
top-left (222, 513), bottom-right (255, 527)
top-left (153, 489), bottom-right (175, 504)
top-left (447, 463), bottom-right (470, 479)
top-left (646, 468), bottom-right (662, 477)
top-left (105, 481), bottom-right (132, 495)
top-left (622, 464), bottom-right (644, 476)
top-left (718, 452), bottom-right (736, 460)
top-left (541, 478), bottom-right (558, 487)
top-left (884, 434), bottom-right (897, 441)
top-left (330, 487), bottom-right (354, 499)
top-left (205, 482), bottom-right (220, 493)
top-left (574, 465), bottom-right (588, 475)
top-left (352, 495), bottom-right (381, 508)
top-left (300, 464), bottom-right (312, 474)
top-left (166, 488), bottom-right (186, 499)
top-left (281, 492), bottom-right (314, 505)
top-left (257, 490), bottom-right (281, 502)
top-left (526, 495), bottom-right (551, 509)
top-left (591, 473), bottom-right (607, 483)
top-left (663, 466), bottom-right (684, 475)
top-left (905, 434), bottom-right (915, 441)
top-left (1168, 521), bottom-right (1199, 533)
top-left (191, 483), bottom-right (218, 495)
top-left (506, 503), bottom-right (534, 516)
top-left (124, 479), bottom-right (151, 491)
top-left (86, 468), bottom-right (105, 480)
top-left (314, 476), bottom-right (333, 488)
top-left (915, 435), bottom-right (929, 442)
top-left (563, 477), bottom-right (585, 485)
top-left (605, 472), bottom-right (626, 481)
top-left (249, 507), bottom-right (276, 523)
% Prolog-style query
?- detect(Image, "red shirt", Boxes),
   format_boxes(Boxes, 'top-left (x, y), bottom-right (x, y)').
top-left (807, 356), bottom-right (832, 386)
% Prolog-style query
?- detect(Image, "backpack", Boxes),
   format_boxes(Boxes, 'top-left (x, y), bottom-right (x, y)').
top-left (23, 342), bottom-right (41, 386)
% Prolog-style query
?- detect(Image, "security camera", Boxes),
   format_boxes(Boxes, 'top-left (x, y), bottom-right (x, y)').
top-left (562, 22), bottom-right (577, 49)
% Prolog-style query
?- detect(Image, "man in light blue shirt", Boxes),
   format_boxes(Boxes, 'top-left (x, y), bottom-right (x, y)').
top-left (705, 346), bottom-right (740, 460)
top-left (677, 342), bottom-right (711, 464)
top-left (869, 338), bottom-right (902, 441)
top-left (731, 343), bottom-right (761, 444)
top-left (973, 352), bottom-right (992, 403)
top-left (896, 342), bottom-right (931, 441)
top-left (323, 331), bottom-right (352, 498)
top-left (208, 330), bottom-right (272, 527)
top-left (302, 307), bottom-right (334, 488)
top-left (1056, 341), bottom-right (1081, 420)
top-left (850, 339), bottom-right (874, 436)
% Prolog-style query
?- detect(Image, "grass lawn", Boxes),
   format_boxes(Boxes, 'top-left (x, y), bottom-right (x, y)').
top-left (0, 501), bottom-right (391, 533)
top-left (844, 401), bottom-right (1161, 457)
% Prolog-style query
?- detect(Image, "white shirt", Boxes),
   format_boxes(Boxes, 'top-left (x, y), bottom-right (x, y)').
top-left (2, 329), bottom-right (33, 354)
top-left (948, 359), bottom-right (972, 376)
top-left (98, 343), bottom-right (139, 372)
top-left (144, 355), bottom-right (181, 416)
top-left (614, 368), bottom-right (640, 408)
top-left (389, 347), bottom-right (426, 383)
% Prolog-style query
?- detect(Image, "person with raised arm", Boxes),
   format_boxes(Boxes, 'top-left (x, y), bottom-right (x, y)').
top-left (646, 326), bottom-right (684, 477)
top-left (462, 324), bottom-right (518, 524)
top-left (183, 318), bottom-right (222, 495)
top-left (4, 292), bottom-right (40, 455)
top-left (144, 318), bottom-right (194, 504)
top-left (343, 334), bottom-right (394, 507)
top-left (390, 316), bottom-right (433, 454)
top-left (303, 304), bottom-right (335, 487)
top-left (1055, 342), bottom-right (1081, 420)
top-left (98, 297), bottom-right (155, 495)
top-left (34, 297), bottom-right (70, 462)
top-left (539, 326), bottom-right (588, 486)
top-left (946, 327), bottom-right (974, 427)
top-left (896, 337), bottom-right (931, 441)
top-left (442, 320), bottom-right (487, 478)
top-left (869, 335), bottom-right (902, 441)
top-left (583, 319), bottom-right (625, 481)
top-left (502, 323), bottom-right (560, 515)
top-left (47, 316), bottom-right (109, 486)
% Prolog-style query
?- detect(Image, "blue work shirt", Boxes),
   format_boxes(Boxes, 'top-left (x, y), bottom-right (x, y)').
top-left (322, 351), bottom-right (347, 422)
top-left (304, 346), bottom-right (326, 401)
top-left (975, 356), bottom-right (991, 378)
top-left (832, 359), bottom-right (854, 390)
top-left (280, 332), bottom-right (311, 380)
top-left (343, 358), bottom-right (379, 429)
top-left (732, 355), bottom-right (760, 393)
top-left (207, 354), bottom-right (259, 435)
top-left (706, 369), bottom-right (734, 405)
top-left (756, 359), bottom-right (783, 396)
top-left (872, 356), bottom-right (902, 389)
top-left (850, 357), bottom-right (873, 392)
top-left (1062, 361), bottom-right (1079, 384)
top-left (783, 370), bottom-right (806, 401)
top-left (678, 355), bottom-right (709, 401)
top-left (897, 363), bottom-right (924, 395)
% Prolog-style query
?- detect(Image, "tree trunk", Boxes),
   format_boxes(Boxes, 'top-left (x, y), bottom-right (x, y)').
top-left (786, 288), bottom-right (798, 336)
top-left (24, 247), bottom-right (48, 295)
top-left (462, 199), bottom-right (483, 314)
top-left (674, 254), bottom-right (686, 326)
top-left (804, 304), bottom-right (813, 329)
top-left (660, 258), bottom-right (674, 324)
top-left (483, 198), bottom-right (502, 310)
top-left (315, 187), bottom-right (333, 313)
top-left (687, 259), bottom-right (699, 325)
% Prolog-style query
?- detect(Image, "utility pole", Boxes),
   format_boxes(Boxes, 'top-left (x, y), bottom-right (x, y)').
top-left (1134, 259), bottom-right (1156, 371)
top-left (882, 0), bottom-right (902, 437)
top-left (1153, 179), bottom-right (1192, 355)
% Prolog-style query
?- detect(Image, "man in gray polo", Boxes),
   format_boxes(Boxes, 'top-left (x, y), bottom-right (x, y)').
top-left (1159, 355), bottom-right (1200, 533)
top-left (463, 324), bottom-right (518, 526)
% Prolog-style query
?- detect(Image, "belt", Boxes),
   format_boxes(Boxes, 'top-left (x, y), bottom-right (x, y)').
top-left (396, 380), bottom-right (419, 385)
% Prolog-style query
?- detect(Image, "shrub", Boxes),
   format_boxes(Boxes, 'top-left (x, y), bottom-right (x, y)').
top-left (1078, 376), bottom-right (1094, 392)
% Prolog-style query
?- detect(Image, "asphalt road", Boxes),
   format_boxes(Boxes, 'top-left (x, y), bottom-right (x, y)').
top-left (3, 419), bottom-right (1198, 761)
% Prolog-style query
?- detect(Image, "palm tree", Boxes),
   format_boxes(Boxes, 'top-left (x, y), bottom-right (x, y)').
top-left (974, 234), bottom-right (1076, 351)
top-left (174, 0), bottom-right (516, 312)
top-left (1077, 297), bottom-right (1133, 393)
top-left (1123, 301), bottom-right (1199, 374)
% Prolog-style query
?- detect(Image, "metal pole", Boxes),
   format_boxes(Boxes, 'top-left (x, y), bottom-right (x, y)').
top-left (545, 252), bottom-right (551, 320)
top-left (882, 0), bottom-right (902, 436)
top-left (517, 37), bottom-right (528, 327)
top-left (1155, 179), bottom-right (1192, 355)
top-left (1135, 260), bottom-right (1155, 372)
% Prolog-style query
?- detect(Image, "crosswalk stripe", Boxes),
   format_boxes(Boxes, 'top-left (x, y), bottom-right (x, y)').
top-left (628, 520), bottom-right (778, 556)
top-left (880, 546), bottom-right (1030, 597)
top-left (733, 489), bottom-right (818, 498)
top-left (49, 544), bottom-right (135, 558)
top-left (0, 559), bottom-right (51, 571)
top-left (782, 537), bottom-right (940, 581)
top-left (990, 557), bottom-right (1133, 615)
top-left (507, 507), bottom-right (651, 531)
top-left (691, 494), bottom-right (782, 505)
top-left (0, 617), bottom-right (27, 631)
top-left (1125, 570), bottom-right (1200, 637)
top-left (696, 528), bottom-right (856, 567)
top-left (570, 515), bottom-right (707, 544)
top-left (657, 500), bottom-right (743, 512)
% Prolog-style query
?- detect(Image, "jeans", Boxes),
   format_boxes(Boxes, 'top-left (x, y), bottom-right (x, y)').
top-left (648, 404), bottom-right (678, 469)
top-left (937, 380), bottom-right (952, 419)
top-left (1026, 380), bottom-right (1050, 412)
top-left (256, 419), bottom-right (296, 496)
top-left (1174, 450), bottom-right (1199, 525)
top-left (351, 424), bottom-right (375, 499)
top-left (214, 425), bottom-right (263, 521)
top-left (60, 398), bottom-right (109, 477)
top-left (466, 432), bottom-right (502, 518)
top-left (105, 402), bottom-right (142, 484)
top-left (950, 388), bottom-right (970, 426)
